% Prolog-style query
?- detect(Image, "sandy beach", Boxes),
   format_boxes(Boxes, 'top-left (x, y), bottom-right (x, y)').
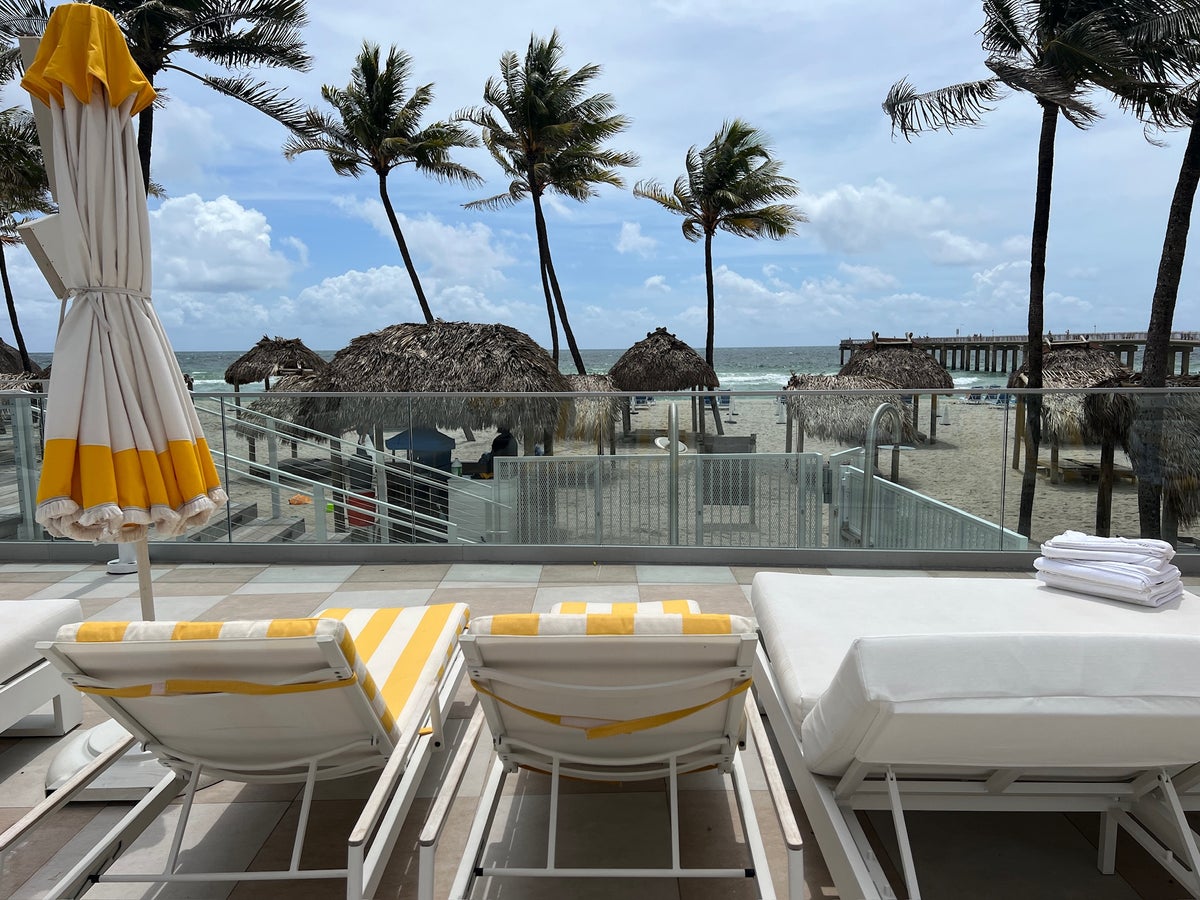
top-left (209, 392), bottom-right (1171, 550)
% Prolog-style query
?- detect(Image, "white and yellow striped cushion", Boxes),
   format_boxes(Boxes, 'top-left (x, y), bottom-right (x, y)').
top-left (549, 600), bottom-right (702, 615)
top-left (470, 612), bottom-right (755, 636)
top-left (59, 604), bottom-right (470, 746)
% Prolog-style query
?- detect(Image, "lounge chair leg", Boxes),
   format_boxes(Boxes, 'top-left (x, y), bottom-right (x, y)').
top-left (885, 766), bottom-right (921, 900)
top-left (669, 755), bottom-right (681, 872)
top-left (165, 764), bottom-right (205, 873)
top-left (1099, 808), bottom-right (1118, 874)
top-left (548, 755), bottom-right (561, 870)
top-left (291, 759), bottom-right (319, 872)
top-left (1157, 770), bottom-right (1200, 892)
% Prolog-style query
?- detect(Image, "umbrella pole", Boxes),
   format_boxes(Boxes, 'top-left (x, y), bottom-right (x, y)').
top-left (134, 539), bottom-right (155, 621)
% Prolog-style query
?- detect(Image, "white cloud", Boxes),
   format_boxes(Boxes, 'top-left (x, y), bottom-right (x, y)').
top-left (151, 194), bottom-right (300, 293)
top-left (801, 178), bottom-right (952, 254)
top-left (277, 265), bottom-right (536, 342)
top-left (928, 229), bottom-right (989, 265)
top-left (616, 222), bottom-right (657, 257)
top-left (643, 274), bottom-right (671, 292)
top-left (332, 198), bottom-right (514, 287)
top-left (836, 262), bottom-right (899, 290)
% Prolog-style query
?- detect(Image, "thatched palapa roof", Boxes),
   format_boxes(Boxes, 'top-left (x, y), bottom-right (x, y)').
top-left (1102, 374), bottom-right (1200, 527)
top-left (839, 344), bottom-right (953, 390)
top-left (784, 373), bottom-right (916, 445)
top-left (1009, 345), bottom-right (1132, 445)
top-left (609, 328), bottom-right (718, 391)
top-left (562, 373), bottom-right (622, 442)
top-left (298, 321), bottom-right (571, 436)
top-left (234, 373), bottom-right (325, 443)
top-left (224, 335), bottom-right (327, 387)
top-left (0, 337), bottom-right (42, 377)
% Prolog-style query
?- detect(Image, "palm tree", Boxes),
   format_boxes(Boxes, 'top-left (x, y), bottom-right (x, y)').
top-left (0, 0), bottom-right (312, 190)
top-left (460, 31), bottom-right (637, 375)
top-left (0, 106), bottom-right (52, 374)
top-left (1107, 8), bottom-right (1200, 537)
top-left (283, 43), bottom-right (481, 324)
top-left (883, 0), bottom-right (1158, 538)
top-left (634, 120), bottom-right (804, 368)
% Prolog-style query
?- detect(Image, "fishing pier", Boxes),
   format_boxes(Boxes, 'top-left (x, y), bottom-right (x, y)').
top-left (840, 331), bottom-right (1200, 374)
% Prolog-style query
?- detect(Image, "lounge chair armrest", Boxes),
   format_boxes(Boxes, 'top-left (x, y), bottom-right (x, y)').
top-left (420, 704), bottom-right (485, 849)
top-left (748, 703), bottom-right (803, 852)
top-left (0, 731), bottom-right (136, 855)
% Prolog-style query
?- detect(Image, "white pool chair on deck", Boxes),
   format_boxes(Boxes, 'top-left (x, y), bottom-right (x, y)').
top-left (420, 609), bottom-right (802, 899)
top-left (0, 600), bottom-right (83, 738)
top-left (750, 572), bottom-right (1200, 900)
top-left (1, 603), bottom-right (469, 900)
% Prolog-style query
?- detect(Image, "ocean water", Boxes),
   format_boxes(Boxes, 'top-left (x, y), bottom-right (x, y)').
top-left (29, 345), bottom-right (1001, 393)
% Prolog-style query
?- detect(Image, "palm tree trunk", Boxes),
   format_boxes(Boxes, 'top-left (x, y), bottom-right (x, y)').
top-left (532, 193), bottom-right (586, 375)
top-left (702, 230), bottom-right (722, 434)
top-left (1017, 101), bottom-right (1057, 538)
top-left (378, 174), bottom-right (434, 323)
top-left (528, 193), bottom-right (559, 363)
top-left (0, 245), bottom-right (34, 373)
top-left (704, 231), bottom-right (716, 367)
top-left (137, 105), bottom-right (154, 194)
top-left (538, 259), bottom-right (560, 364)
top-left (1136, 99), bottom-right (1200, 538)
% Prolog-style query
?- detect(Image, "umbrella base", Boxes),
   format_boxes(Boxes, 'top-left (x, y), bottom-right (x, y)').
top-left (46, 719), bottom-right (170, 800)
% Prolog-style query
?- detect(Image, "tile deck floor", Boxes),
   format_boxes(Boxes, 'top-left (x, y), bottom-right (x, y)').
top-left (1, 561), bottom-right (1199, 899)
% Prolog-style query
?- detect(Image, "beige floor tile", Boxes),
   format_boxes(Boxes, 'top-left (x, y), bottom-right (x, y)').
top-left (347, 563), bottom-right (450, 583)
top-left (539, 564), bottom-right (639, 584)
top-left (199, 594), bottom-right (333, 620)
top-left (0, 805), bottom-right (103, 899)
top-left (428, 586), bottom-right (536, 616)
top-left (0, 582), bottom-right (69, 599)
top-left (156, 566), bottom-right (266, 583)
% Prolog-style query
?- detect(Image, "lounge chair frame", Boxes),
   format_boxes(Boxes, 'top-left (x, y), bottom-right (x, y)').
top-left (422, 629), bottom-right (799, 899)
top-left (6, 632), bottom-right (465, 900)
top-left (752, 641), bottom-right (1200, 900)
top-left (0, 656), bottom-right (81, 737)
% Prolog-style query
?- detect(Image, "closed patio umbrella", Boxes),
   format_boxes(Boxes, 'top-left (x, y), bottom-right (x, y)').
top-left (21, 4), bottom-right (226, 618)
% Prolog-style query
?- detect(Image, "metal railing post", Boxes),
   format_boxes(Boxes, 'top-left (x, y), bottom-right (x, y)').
top-left (267, 421), bottom-right (280, 518)
top-left (668, 403), bottom-right (679, 546)
top-left (594, 455), bottom-right (603, 545)
top-left (312, 485), bottom-right (327, 543)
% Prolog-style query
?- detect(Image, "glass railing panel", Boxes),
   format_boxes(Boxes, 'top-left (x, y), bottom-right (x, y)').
top-left (2, 387), bottom-right (1196, 554)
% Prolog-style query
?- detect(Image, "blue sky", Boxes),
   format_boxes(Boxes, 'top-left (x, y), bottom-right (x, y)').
top-left (5, 0), bottom-right (1197, 353)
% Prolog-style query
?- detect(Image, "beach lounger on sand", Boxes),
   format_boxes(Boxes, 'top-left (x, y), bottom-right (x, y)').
top-left (1, 603), bottom-right (469, 899)
top-left (0, 599), bottom-right (83, 737)
top-left (750, 572), bottom-right (1200, 900)
top-left (420, 609), bottom-right (802, 899)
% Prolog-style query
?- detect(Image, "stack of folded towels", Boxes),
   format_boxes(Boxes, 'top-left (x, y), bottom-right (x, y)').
top-left (1034, 530), bottom-right (1182, 607)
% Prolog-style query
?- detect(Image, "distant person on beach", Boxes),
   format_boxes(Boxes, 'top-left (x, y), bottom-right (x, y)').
top-left (183, 373), bottom-right (194, 391)
top-left (492, 426), bottom-right (518, 459)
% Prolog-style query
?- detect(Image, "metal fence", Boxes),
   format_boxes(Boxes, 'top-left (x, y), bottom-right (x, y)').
top-left (835, 464), bottom-right (1028, 551)
top-left (493, 452), bottom-right (825, 547)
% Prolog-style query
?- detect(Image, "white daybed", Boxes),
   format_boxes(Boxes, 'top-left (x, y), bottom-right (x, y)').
top-left (0, 599), bottom-right (83, 737)
top-left (751, 572), bottom-right (1200, 900)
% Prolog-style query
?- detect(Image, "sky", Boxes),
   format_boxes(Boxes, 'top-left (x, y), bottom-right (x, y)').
top-left (3, 0), bottom-right (1198, 354)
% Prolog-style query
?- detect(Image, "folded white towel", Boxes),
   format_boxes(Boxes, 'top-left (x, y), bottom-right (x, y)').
top-left (1036, 570), bottom-right (1183, 608)
top-left (1039, 546), bottom-right (1173, 567)
top-left (1041, 530), bottom-right (1175, 561)
top-left (1034, 556), bottom-right (1181, 591)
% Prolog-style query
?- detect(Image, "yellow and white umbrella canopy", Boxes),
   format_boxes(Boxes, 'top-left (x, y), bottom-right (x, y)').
top-left (21, 3), bottom-right (226, 545)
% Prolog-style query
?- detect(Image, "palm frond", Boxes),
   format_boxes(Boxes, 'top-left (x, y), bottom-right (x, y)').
top-left (883, 76), bottom-right (1005, 138)
top-left (170, 68), bottom-right (307, 131)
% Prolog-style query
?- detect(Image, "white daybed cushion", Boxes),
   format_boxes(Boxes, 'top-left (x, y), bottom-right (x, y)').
top-left (802, 632), bottom-right (1200, 776)
top-left (0, 599), bottom-right (83, 682)
top-left (751, 573), bottom-right (1200, 734)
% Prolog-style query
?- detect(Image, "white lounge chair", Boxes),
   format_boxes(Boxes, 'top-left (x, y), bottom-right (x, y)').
top-left (420, 608), bottom-right (802, 899)
top-left (0, 599), bottom-right (83, 737)
top-left (1, 603), bottom-right (469, 899)
top-left (751, 572), bottom-right (1200, 899)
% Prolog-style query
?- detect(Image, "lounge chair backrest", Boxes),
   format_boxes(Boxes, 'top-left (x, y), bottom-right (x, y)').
top-left (43, 605), bottom-right (469, 780)
top-left (464, 612), bottom-right (756, 776)
top-left (802, 632), bottom-right (1200, 776)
